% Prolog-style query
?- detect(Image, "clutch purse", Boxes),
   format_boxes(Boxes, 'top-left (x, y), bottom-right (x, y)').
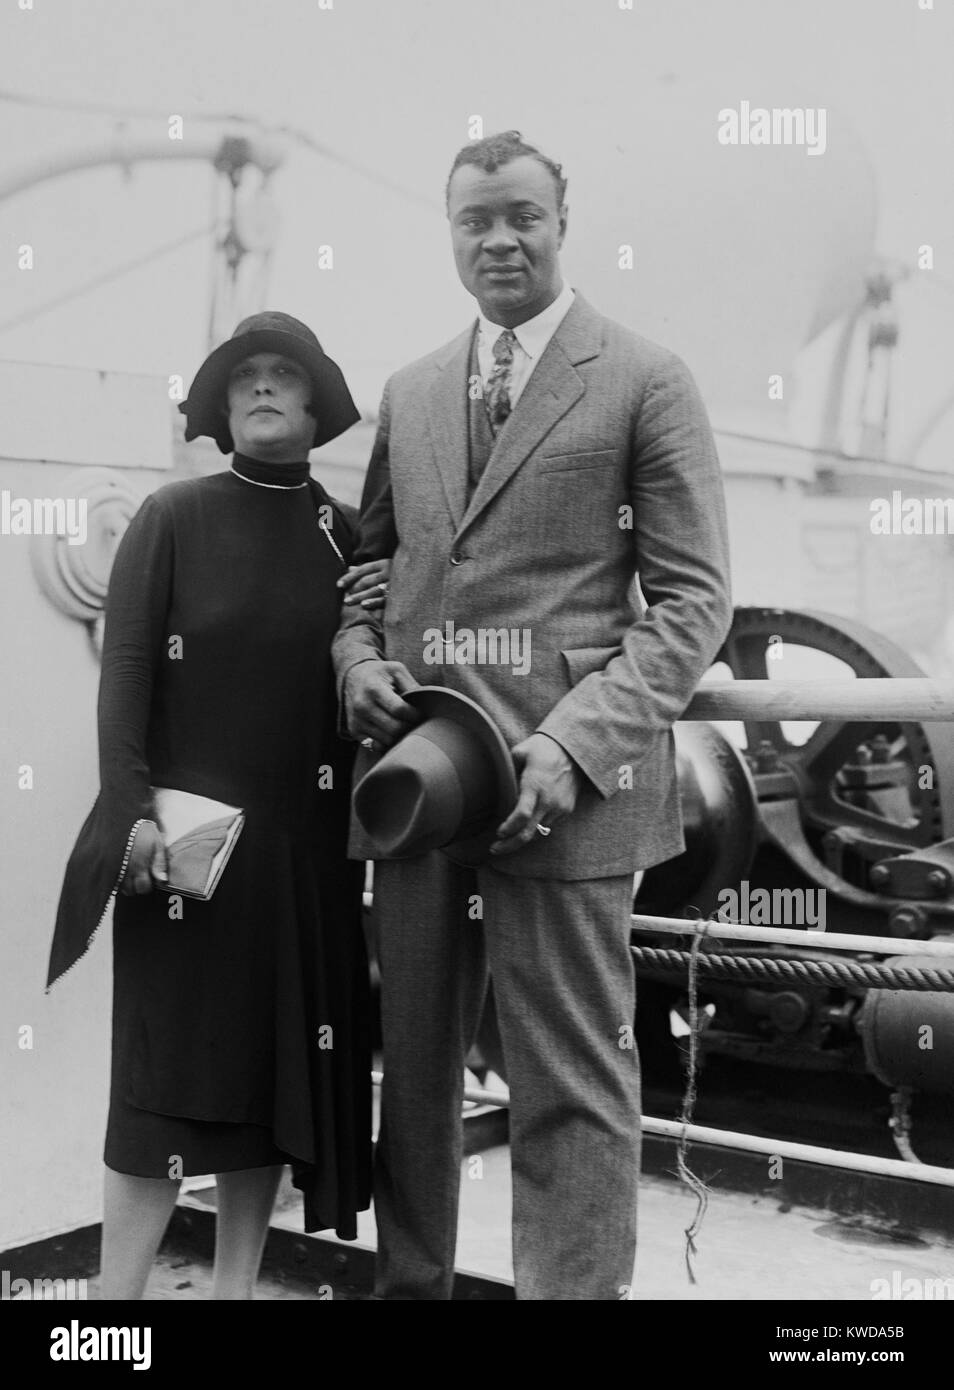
top-left (150, 787), bottom-right (245, 901)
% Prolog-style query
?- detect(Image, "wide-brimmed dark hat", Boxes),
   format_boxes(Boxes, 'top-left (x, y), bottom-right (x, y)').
top-left (178, 311), bottom-right (361, 453)
top-left (353, 687), bottom-right (519, 867)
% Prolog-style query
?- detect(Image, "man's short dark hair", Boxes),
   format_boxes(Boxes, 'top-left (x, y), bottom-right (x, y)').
top-left (445, 131), bottom-right (567, 209)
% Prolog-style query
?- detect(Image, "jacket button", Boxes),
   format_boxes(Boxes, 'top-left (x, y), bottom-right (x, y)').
top-left (449, 551), bottom-right (464, 566)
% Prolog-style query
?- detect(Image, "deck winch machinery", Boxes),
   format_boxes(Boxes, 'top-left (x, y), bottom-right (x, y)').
top-left (634, 607), bottom-right (954, 1099)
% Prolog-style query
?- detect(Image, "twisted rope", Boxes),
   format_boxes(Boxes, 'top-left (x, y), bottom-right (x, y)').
top-left (674, 922), bottom-right (711, 1284)
top-left (632, 947), bottom-right (954, 992)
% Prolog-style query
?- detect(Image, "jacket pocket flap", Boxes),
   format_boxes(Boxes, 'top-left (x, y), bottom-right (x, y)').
top-left (561, 645), bottom-right (623, 683)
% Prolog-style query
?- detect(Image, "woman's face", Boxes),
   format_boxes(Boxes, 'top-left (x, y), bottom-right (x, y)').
top-left (226, 352), bottom-right (316, 460)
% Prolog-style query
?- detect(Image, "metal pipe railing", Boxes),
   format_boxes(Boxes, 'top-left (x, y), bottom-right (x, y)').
top-left (684, 677), bottom-right (954, 721)
top-left (640, 1118), bottom-right (954, 1187)
top-left (369, 1073), bottom-right (954, 1188)
top-left (629, 913), bottom-right (954, 956)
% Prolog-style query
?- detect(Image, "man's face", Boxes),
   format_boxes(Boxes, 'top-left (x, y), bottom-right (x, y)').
top-left (447, 155), bottom-right (567, 327)
top-left (226, 352), bottom-right (315, 460)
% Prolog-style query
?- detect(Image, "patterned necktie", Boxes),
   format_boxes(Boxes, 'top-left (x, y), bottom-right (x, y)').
top-left (484, 329), bottom-right (516, 436)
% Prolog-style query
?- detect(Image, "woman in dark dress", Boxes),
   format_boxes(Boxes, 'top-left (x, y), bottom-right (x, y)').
top-left (49, 312), bottom-right (389, 1299)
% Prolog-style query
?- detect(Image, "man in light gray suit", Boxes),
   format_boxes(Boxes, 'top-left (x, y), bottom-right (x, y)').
top-left (333, 131), bottom-right (732, 1300)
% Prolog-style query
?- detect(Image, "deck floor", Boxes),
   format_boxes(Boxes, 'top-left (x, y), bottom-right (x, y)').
top-left (255, 1144), bottom-right (952, 1300)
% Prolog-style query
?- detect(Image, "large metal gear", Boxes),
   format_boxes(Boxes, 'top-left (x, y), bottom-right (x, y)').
top-left (719, 607), bottom-right (954, 852)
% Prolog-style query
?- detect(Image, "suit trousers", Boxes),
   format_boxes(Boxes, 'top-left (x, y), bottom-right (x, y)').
top-left (371, 851), bottom-right (640, 1300)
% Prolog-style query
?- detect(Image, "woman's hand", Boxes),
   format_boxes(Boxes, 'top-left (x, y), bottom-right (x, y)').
top-left (121, 821), bottom-right (169, 896)
top-left (337, 559), bottom-right (391, 610)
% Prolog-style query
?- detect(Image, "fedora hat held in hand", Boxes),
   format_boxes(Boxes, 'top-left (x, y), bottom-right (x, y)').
top-left (353, 687), bottom-right (519, 867)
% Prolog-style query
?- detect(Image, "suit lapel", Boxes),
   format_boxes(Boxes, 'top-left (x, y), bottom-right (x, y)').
top-left (457, 293), bottom-right (602, 538)
top-left (425, 326), bottom-right (475, 532)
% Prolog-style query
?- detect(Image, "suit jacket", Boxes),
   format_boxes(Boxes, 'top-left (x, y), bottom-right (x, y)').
top-left (332, 292), bottom-right (732, 879)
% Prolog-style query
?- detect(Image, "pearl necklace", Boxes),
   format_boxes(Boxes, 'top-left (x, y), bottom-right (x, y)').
top-left (229, 462), bottom-right (346, 566)
top-left (229, 465), bottom-right (308, 490)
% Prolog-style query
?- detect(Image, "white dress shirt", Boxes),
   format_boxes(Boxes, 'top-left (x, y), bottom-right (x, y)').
top-left (477, 283), bottom-right (576, 408)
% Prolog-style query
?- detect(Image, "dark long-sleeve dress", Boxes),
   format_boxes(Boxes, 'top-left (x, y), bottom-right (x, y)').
top-left (49, 465), bottom-right (371, 1238)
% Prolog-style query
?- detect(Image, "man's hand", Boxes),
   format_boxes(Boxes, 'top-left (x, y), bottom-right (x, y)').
top-left (344, 659), bottom-right (420, 748)
top-left (490, 733), bottom-right (585, 857)
top-left (337, 558), bottom-right (391, 610)
top-left (121, 820), bottom-right (169, 896)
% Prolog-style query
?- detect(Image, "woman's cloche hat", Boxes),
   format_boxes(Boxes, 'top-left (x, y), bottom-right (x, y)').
top-left (353, 687), bottom-right (520, 867)
top-left (179, 310), bottom-right (361, 453)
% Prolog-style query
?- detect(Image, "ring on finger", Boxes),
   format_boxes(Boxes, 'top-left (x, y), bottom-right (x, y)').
top-left (535, 822), bottom-right (552, 837)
